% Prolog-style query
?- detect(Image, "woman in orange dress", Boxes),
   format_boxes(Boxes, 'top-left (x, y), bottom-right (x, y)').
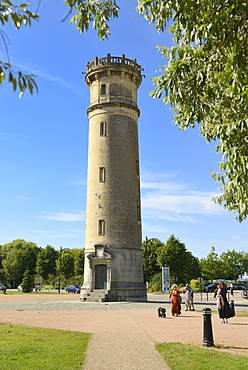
top-left (169, 284), bottom-right (182, 316)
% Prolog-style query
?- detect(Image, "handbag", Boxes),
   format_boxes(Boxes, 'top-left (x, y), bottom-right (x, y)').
top-left (178, 294), bottom-right (182, 302)
top-left (228, 302), bottom-right (235, 317)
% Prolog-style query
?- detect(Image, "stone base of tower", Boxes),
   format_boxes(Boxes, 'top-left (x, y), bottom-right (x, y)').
top-left (80, 246), bottom-right (147, 302)
top-left (108, 284), bottom-right (147, 302)
top-left (81, 286), bottom-right (147, 302)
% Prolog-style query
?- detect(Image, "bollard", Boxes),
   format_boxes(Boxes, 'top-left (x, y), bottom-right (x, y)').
top-left (202, 308), bottom-right (214, 347)
top-left (230, 300), bottom-right (235, 317)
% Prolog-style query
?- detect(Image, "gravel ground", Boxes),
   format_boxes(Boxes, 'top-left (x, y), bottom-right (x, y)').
top-left (0, 291), bottom-right (247, 312)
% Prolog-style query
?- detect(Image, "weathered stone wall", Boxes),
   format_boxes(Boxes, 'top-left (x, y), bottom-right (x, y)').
top-left (82, 55), bottom-right (146, 301)
top-left (85, 108), bottom-right (141, 250)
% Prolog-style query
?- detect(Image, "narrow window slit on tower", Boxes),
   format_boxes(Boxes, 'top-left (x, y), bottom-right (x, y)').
top-left (98, 220), bottom-right (105, 235)
top-left (101, 84), bottom-right (106, 95)
top-left (99, 167), bottom-right (106, 183)
top-left (100, 121), bottom-right (106, 136)
top-left (136, 160), bottom-right (139, 175)
top-left (137, 205), bottom-right (141, 222)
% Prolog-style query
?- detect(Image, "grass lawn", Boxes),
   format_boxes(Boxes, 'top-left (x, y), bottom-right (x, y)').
top-left (0, 324), bottom-right (91, 370)
top-left (235, 310), bottom-right (248, 317)
top-left (209, 310), bottom-right (248, 317)
top-left (156, 342), bottom-right (248, 370)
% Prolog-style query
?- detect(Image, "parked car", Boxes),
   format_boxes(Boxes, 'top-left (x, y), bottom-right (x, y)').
top-left (0, 284), bottom-right (7, 293)
top-left (205, 283), bottom-right (231, 292)
top-left (203, 282), bottom-right (210, 289)
top-left (213, 279), bottom-right (228, 283)
top-left (205, 283), bottom-right (218, 292)
top-left (65, 284), bottom-right (81, 293)
top-left (241, 290), bottom-right (248, 299)
top-left (230, 283), bottom-right (246, 290)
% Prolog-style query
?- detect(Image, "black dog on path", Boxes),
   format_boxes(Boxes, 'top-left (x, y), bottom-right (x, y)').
top-left (158, 307), bottom-right (166, 318)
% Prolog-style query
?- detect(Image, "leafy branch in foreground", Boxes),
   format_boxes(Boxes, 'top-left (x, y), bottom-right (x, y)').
top-left (0, 0), bottom-right (39, 96)
top-left (64, 0), bottom-right (119, 40)
top-left (0, 61), bottom-right (38, 97)
top-left (137, 0), bottom-right (248, 221)
top-left (1, 1), bottom-right (247, 222)
top-left (0, 0), bottom-right (39, 29)
top-left (1, 1), bottom-right (118, 96)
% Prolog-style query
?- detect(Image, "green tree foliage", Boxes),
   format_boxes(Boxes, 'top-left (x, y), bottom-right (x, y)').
top-left (220, 249), bottom-right (247, 281)
top-left (1, 239), bottom-right (39, 287)
top-left (36, 245), bottom-right (59, 281)
top-left (68, 0), bottom-right (248, 221)
top-left (56, 249), bottom-right (75, 279)
top-left (137, 0), bottom-right (248, 222)
top-left (149, 272), bottom-right (162, 292)
top-left (2, 1), bottom-right (247, 220)
top-left (0, 1), bottom-right (118, 95)
top-left (199, 247), bottom-right (224, 282)
top-left (142, 237), bottom-right (164, 282)
top-left (0, 240), bottom-right (85, 288)
top-left (70, 248), bottom-right (85, 276)
top-left (0, 0), bottom-right (39, 96)
top-left (190, 279), bottom-right (204, 292)
top-left (21, 268), bottom-right (33, 293)
top-left (200, 247), bottom-right (248, 281)
top-left (0, 245), bottom-right (7, 284)
top-left (64, 0), bottom-right (119, 40)
top-left (242, 252), bottom-right (248, 274)
top-left (0, 245), bottom-right (3, 267)
top-left (1, 247), bottom-right (21, 287)
top-left (157, 234), bottom-right (200, 284)
top-left (186, 254), bottom-right (201, 282)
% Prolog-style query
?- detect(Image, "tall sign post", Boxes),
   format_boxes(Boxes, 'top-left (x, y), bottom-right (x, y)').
top-left (162, 267), bottom-right (170, 293)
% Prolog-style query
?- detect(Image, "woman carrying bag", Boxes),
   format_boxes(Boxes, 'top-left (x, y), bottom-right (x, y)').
top-left (216, 281), bottom-right (234, 324)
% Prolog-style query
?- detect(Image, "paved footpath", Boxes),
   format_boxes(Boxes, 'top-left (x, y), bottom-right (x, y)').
top-left (0, 292), bottom-right (247, 369)
top-left (83, 310), bottom-right (169, 370)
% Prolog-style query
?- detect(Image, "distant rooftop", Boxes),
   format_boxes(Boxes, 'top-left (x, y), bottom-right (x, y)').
top-left (86, 54), bottom-right (143, 75)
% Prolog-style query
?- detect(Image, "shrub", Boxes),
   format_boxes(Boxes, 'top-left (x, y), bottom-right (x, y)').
top-left (190, 279), bottom-right (204, 291)
top-left (21, 269), bottom-right (33, 293)
top-left (148, 272), bottom-right (162, 292)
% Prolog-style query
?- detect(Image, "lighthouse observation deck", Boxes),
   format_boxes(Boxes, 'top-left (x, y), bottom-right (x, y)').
top-left (86, 53), bottom-right (143, 75)
top-left (85, 54), bottom-right (143, 112)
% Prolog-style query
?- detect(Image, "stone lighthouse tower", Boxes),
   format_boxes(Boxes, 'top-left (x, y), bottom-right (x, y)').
top-left (81, 54), bottom-right (147, 302)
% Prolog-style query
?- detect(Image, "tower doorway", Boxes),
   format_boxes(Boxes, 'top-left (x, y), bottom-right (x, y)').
top-left (95, 264), bottom-right (107, 289)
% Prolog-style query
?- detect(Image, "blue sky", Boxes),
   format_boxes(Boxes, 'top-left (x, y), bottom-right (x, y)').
top-left (0, 1), bottom-right (247, 258)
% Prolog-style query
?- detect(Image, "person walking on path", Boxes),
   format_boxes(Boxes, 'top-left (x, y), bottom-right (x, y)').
top-left (216, 281), bottom-right (233, 324)
top-left (186, 284), bottom-right (195, 311)
top-left (169, 284), bottom-right (182, 316)
top-left (184, 286), bottom-right (191, 311)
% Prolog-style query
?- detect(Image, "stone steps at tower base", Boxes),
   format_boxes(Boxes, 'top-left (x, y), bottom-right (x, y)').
top-left (81, 287), bottom-right (147, 302)
top-left (81, 289), bottom-right (110, 302)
